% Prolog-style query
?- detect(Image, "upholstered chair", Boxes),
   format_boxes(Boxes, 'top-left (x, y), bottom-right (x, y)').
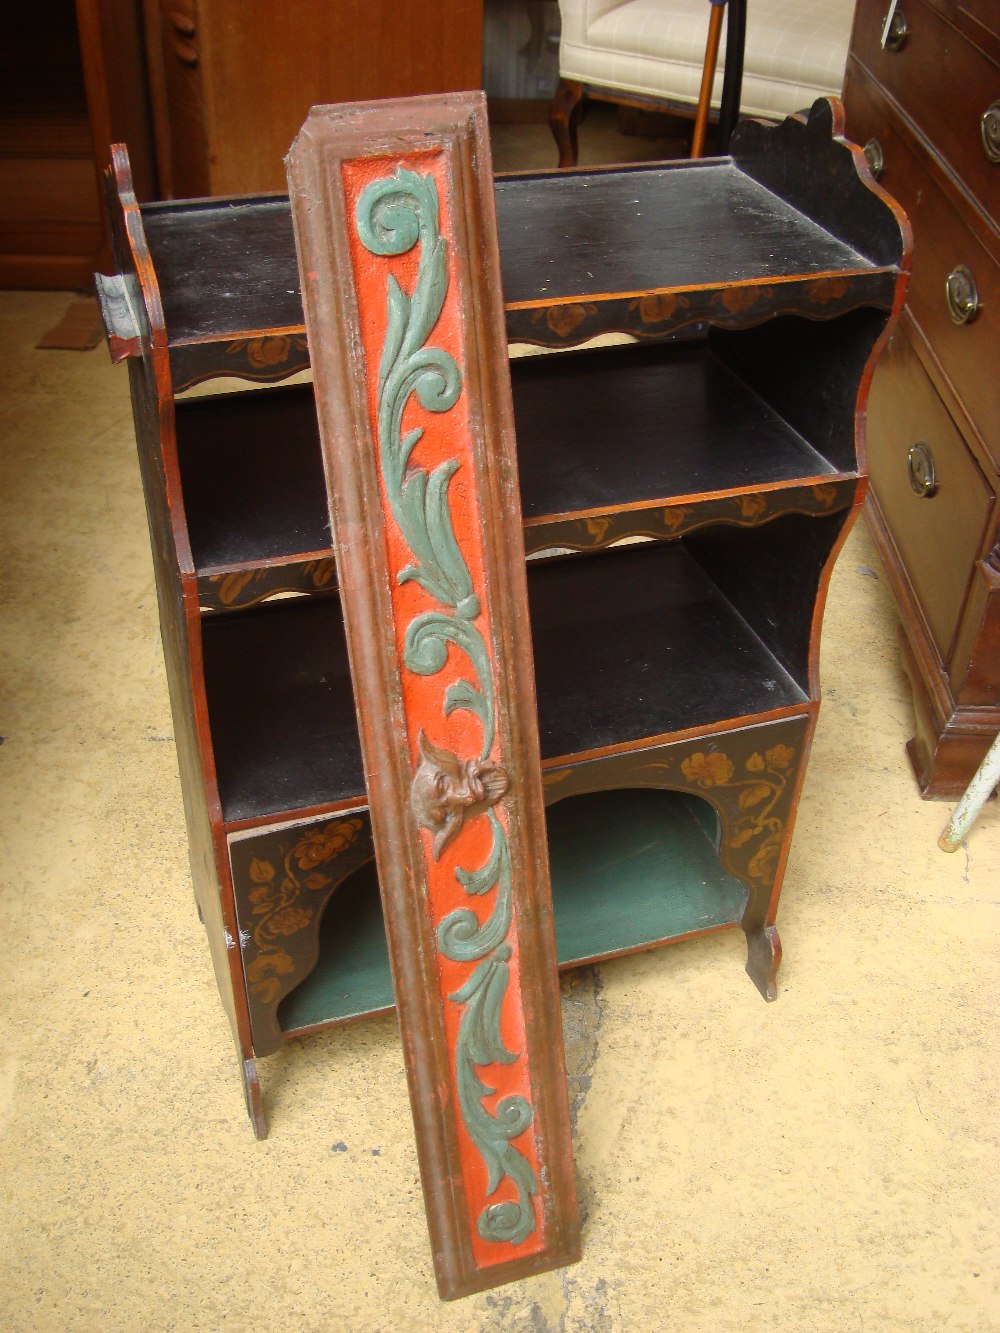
top-left (551, 0), bottom-right (856, 165)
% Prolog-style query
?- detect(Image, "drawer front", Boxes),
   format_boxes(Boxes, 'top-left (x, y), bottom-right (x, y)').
top-left (850, 0), bottom-right (999, 221)
top-left (844, 70), bottom-right (1000, 466)
top-left (956, 2), bottom-right (1000, 65)
top-left (866, 326), bottom-right (994, 657)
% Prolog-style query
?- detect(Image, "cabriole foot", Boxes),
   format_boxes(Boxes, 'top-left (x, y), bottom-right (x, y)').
top-left (744, 925), bottom-right (781, 1001)
top-left (241, 1056), bottom-right (268, 1139)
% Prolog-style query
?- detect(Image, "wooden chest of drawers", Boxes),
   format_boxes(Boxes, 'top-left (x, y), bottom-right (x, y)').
top-left (843, 0), bottom-right (1000, 796)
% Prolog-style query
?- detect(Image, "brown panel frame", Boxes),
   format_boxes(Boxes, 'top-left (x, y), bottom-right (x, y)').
top-left (286, 94), bottom-right (579, 1299)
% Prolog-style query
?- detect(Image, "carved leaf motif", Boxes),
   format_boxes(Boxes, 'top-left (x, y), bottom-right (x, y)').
top-left (267, 905), bottom-right (313, 936)
top-left (449, 946), bottom-right (538, 1244)
top-left (765, 744), bottom-right (795, 770)
top-left (681, 751), bottom-right (735, 788)
top-left (635, 292), bottom-right (683, 323)
top-left (406, 612), bottom-right (494, 758)
top-left (738, 494), bottom-right (768, 520)
top-left (738, 783), bottom-right (773, 810)
top-left (746, 753), bottom-right (765, 772)
top-left (250, 857), bottom-right (275, 883)
top-left (293, 818), bottom-right (361, 869)
top-left (356, 165), bottom-right (538, 1248)
top-left (440, 810), bottom-right (513, 962)
top-left (720, 287), bottom-right (760, 314)
top-left (545, 303), bottom-right (590, 336)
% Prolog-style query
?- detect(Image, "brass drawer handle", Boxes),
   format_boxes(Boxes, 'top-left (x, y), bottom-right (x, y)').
top-left (983, 102), bottom-right (1000, 164)
top-left (882, 2), bottom-right (909, 51)
top-left (863, 138), bottom-right (885, 180)
top-left (946, 265), bottom-right (979, 324)
top-left (908, 443), bottom-right (937, 497)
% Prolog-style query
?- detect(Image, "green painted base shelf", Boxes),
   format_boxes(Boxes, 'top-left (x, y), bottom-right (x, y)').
top-left (278, 788), bottom-right (748, 1036)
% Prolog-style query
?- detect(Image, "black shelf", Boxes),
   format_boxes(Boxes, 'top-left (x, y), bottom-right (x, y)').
top-left (176, 385), bottom-right (330, 571)
top-left (495, 161), bottom-right (880, 306)
top-left (513, 339), bottom-right (838, 522)
top-left (528, 542), bottom-right (808, 762)
top-left (202, 540), bottom-right (807, 825)
top-left (143, 195), bottom-right (299, 349)
top-left (141, 159), bottom-right (892, 353)
top-left (178, 336), bottom-right (846, 585)
top-left (278, 787), bottom-right (748, 1034)
top-left (201, 596), bottom-right (363, 824)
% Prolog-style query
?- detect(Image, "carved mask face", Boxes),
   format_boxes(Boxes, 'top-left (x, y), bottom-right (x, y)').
top-left (410, 731), bottom-right (508, 858)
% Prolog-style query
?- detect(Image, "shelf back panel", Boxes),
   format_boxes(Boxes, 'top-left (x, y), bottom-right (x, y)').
top-left (201, 540), bottom-right (812, 826)
top-left (513, 340), bottom-right (837, 520)
top-left (180, 336), bottom-right (856, 602)
top-left (529, 543), bottom-right (808, 763)
top-left (176, 385), bottom-right (330, 569)
top-left (201, 596), bottom-right (363, 824)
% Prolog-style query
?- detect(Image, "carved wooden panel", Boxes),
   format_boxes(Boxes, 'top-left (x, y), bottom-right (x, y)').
top-left (286, 94), bottom-right (579, 1299)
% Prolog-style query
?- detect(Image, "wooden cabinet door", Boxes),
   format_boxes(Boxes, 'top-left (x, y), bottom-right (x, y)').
top-left (147, 0), bottom-right (484, 196)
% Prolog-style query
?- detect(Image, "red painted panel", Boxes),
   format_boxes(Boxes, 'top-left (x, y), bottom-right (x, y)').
top-left (341, 150), bottom-right (545, 1268)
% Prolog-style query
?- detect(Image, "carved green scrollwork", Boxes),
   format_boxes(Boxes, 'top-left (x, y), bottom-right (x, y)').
top-left (438, 810), bottom-right (513, 962)
top-left (451, 944), bottom-right (538, 1246)
top-left (356, 166), bottom-right (538, 1247)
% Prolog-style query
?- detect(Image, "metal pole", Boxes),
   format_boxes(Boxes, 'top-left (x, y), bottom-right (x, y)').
top-left (717, 0), bottom-right (747, 153)
top-left (939, 730), bottom-right (1000, 851)
top-left (691, 0), bottom-right (727, 158)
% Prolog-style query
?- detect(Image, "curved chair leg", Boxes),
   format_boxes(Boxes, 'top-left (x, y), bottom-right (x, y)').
top-left (550, 79), bottom-right (585, 167)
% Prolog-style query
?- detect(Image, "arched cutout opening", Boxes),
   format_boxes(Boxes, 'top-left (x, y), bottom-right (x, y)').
top-left (277, 787), bottom-right (749, 1037)
top-left (277, 856), bottom-right (389, 1037)
top-left (545, 788), bottom-right (748, 965)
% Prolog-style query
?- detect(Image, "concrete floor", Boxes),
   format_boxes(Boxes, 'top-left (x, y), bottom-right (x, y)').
top-left (2, 110), bottom-right (998, 1332)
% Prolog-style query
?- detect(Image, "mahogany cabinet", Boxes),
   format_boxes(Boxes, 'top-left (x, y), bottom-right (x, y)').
top-left (843, 0), bottom-right (1000, 796)
top-left (142, 0), bottom-right (484, 197)
top-left (96, 97), bottom-right (908, 1140)
top-left (0, 0), bottom-right (106, 288)
top-left (0, 0), bottom-right (157, 289)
